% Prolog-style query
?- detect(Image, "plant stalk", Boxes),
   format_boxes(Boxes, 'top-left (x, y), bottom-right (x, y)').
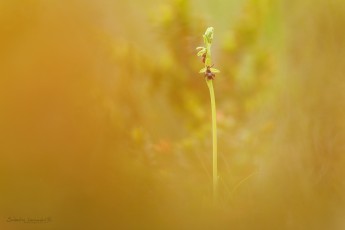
top-left (206, 79), bottom-right (218, 203)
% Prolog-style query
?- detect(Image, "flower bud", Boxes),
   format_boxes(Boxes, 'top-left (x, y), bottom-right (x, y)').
top-left (204, 27), bottom-right (214, 44)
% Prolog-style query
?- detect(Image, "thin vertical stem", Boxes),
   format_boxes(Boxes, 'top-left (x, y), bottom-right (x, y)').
top-left (207, 79), bottom-right (218, 203)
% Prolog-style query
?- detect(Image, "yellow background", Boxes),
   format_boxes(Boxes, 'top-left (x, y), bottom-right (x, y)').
top-left (1, 0), bottom-right (345, 229)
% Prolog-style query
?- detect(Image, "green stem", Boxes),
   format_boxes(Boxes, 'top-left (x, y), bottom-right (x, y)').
top-left (206, 79), bottom-right (218, 203)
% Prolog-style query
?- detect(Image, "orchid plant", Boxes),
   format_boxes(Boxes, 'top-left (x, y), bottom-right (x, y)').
top-left (196, 27), bottom-right (220, 202)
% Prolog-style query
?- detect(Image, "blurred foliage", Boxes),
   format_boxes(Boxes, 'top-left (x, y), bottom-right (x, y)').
top-left (1, 0), bottom-right (345, 229)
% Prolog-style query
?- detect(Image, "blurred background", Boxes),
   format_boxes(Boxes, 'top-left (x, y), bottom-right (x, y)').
top-left (1, 0), bottom-right (345, 229)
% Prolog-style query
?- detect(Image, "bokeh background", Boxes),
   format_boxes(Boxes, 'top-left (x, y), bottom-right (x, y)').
top-left (1, 0), bottom-right (345, 229)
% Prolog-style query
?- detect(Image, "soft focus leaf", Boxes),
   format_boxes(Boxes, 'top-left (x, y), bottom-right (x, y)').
top-left (197, 48), bottom-right (206, 56)
top-left (199, 67), bottom-right (206, 73)
top-left (210, 68), bottom-right (220, 73)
